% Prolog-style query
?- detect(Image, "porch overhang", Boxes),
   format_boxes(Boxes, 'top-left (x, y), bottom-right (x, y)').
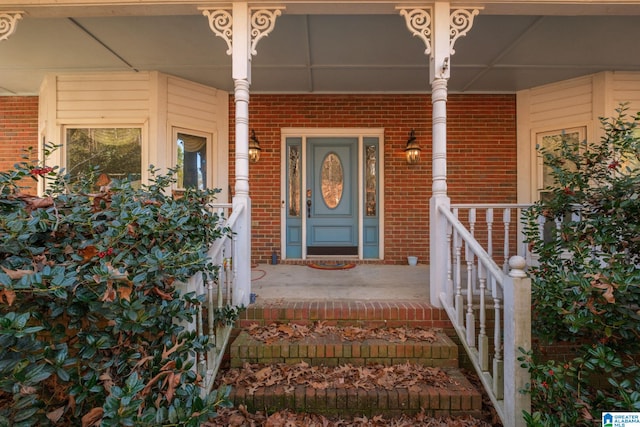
top-left (3, 0), bottom-right (640, 95)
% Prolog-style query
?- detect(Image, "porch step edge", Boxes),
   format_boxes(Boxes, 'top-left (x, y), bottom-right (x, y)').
top-left (238, 300), bottom-right (452, 330)
top-left (230, 330), bottom-right (459, 368)
top-left (225, 366), bottom-right (482, 419)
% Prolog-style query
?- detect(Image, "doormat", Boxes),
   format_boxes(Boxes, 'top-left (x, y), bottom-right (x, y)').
top-left (308, 262), bottom-right (356, 270)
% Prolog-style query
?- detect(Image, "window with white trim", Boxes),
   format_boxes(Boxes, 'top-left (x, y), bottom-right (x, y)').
top-left (536, 126), bottom-right (586, 201)
top-left (173, 128), bottom-right (212, 190)
top-left (65, 127), bottom-right (142, 187)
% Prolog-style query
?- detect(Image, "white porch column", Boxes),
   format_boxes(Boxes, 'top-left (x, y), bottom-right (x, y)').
top-left (429, 2), bottom-right (451, 308)
top-left (231, 2), bottom-right (252, 306)
top-left (400, 2), bottom-right (478, 307)
top-left (203, 4), bottom-right (281, 306)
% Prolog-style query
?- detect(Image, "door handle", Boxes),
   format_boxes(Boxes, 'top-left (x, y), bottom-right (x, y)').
top-left (307, 199), bottom-right (312, 218)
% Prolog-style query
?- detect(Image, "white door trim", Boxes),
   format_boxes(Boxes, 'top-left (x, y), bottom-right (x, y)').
top-left (280, 127), bottom-right (385, 260)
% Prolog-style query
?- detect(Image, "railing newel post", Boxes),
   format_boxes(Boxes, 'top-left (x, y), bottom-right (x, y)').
top-left (503, 255), bottom-right (531, 427)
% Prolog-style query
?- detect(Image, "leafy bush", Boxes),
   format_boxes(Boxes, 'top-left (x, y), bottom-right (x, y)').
top-left (0, 146), bottom-right (234, 426)
top-left (521, 106), bottom-right (640, 426)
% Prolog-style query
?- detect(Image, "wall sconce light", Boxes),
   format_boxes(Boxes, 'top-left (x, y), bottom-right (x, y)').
top-left (404, 129), bottom-right (421, 165)
top-left (249, 129), bottom-right (262, 163)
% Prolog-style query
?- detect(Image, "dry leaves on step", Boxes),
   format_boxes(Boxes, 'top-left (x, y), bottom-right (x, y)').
top-left (203, 407), bottom-right (495, 427)
top-left (247, 322), bottom-right (439, 344)
top-left (218, 361), bottom-right (463, 394)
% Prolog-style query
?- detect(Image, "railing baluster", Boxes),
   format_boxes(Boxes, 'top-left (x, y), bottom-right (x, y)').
top-left (469, 208), bottom-right (478, 294)
top-left (493, 279), bottom-right (504, 400)
top-left (197, 275), bottom-right (206, 378)
top-left (446, 219), bottom-right (454, 306)
top-left (478, 262), bottom-right (488, 371)
top-left (454, 209), bottom-right (464, 326)
top-left (469, 208), bottom-right (476, 237)
top-left (486, 208), bottom-right (494, 258)
top-left (502, 208), bottom-right (511, 273)
top-left (465, 241), bottom-right (476, 347)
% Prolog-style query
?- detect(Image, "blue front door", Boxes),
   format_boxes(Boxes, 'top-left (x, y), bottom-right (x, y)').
top-left (306, 138), bottom-right (358, 255)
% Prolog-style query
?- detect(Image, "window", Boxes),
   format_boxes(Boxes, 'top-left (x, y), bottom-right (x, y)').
top-left (536, 126), bottom-right (586, 243)
top-left (174, 129), bottom-right (211, 190)
top-left (66, 127), bottom-right (142, 187)
top-left (536, 126), bottom-right (586, 199)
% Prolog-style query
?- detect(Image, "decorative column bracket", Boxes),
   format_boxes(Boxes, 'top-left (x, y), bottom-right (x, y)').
top-left (397, 6), bottom-right (480, 57)
top-left (0, 11), bottom-right (23, 42)
top-left (202, 9), bottom-right (233, 55)
top-left (398, 8), bottom-right (432, 55)
top-left (201, 7), bottom-right (283, 57)
top-left (449, 8), bottom-right (479, 55)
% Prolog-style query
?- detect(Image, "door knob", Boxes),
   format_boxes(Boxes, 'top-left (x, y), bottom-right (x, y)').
top-left (307, 199), bottom-right (312, 218)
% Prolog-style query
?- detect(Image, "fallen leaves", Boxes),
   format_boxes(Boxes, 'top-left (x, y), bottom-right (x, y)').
top-left (204, 406), bottom-right (495, 427)
top-left (247, 322), bottom-right (439, 345)
top-left (219, 361), bottom-right (461, 395)
top-left (81, 407), bottom-right (103, 427)
top-left (0, 288), bottom-right (16, 306)
top-left (586, 273), bottom-right (617, 304)
top-left (1, 265), bottom-right (34, 280)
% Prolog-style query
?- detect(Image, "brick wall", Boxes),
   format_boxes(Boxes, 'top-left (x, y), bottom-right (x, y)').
top-left (0, 94), bottom-right (516, 264)
top-left (229, 94), bottom-right (517, 264)
top-left (0, 96), bottom-right (39, 192)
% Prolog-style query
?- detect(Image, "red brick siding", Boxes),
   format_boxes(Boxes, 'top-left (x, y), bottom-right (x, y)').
top-left (0, 97), bottom-right (39, 192)
top-left (229, 94), bottom-right (517, 264)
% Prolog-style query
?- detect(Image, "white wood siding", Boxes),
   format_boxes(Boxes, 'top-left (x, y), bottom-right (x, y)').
top-left (39, 71), bottom-right (228, 200)
top-left (168, 76), bottom-right (221, 126)
top-left (517, 71), bottom-right (640, 204)
top-left (55, 72), bottom-right (151, 121)
top-left (527, 75), bottom-right (594, 129)
top-left (612, 72), bottom-right (640, 113)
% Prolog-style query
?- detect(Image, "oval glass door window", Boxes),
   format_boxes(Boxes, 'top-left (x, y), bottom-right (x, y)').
top-left (321, 152), bottom-right (343, 209)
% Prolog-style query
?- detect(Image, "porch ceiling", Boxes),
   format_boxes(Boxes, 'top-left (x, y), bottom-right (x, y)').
top-left (2, 2), bottom-right (640, 96)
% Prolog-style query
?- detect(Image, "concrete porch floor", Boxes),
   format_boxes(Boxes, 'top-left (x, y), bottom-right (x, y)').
top-left (250, 263), bottom-right (430, 302)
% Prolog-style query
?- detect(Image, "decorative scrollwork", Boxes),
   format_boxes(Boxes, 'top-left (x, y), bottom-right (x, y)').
top-left (398, 8), bottom-right (432, 55)
top-left (250, 9), bottom-right (282, 56)
top-left (0, 11), bottom-right (23, 42)
top-left (449, 8), bottom-right (479, 55)
top-left (202, 9), bottom-right (233, 55)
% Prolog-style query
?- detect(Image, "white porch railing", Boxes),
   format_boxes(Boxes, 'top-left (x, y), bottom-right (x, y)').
top-left (178, 202), bottom-right (244, 396)
top-left (439, 203), bottom-right (532, 427)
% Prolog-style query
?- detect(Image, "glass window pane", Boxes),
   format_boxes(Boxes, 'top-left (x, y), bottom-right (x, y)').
top-left (366, 144), bottom-right (377, 216)
top-left (541, 130), bottom-right (581, 188)
top-left (321, 152), bottom-right (343, 209)
top-left (288, 145), bottom-right (300, 216)
top-left (66, 127), bottom-right (142, 186)
top-left (177, 132), bottom-right (207, 190)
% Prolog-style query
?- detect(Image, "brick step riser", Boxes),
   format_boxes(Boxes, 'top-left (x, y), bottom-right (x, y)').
top-left (239, 301), bottom-right (453, 330)
top-left (228, 371), bottom-right (482, 419)
top-left (230, 332), bottom-right (459, 369)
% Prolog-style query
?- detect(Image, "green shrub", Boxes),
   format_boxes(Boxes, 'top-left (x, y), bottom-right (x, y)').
top-left (0, 146), bottom-right (233, 426)
top-left (521, 106), bottom-right (640, 426)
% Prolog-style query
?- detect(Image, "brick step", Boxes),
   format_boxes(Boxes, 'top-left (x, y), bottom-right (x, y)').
top-left (237, 300), bottom-right (453, 330)
top-left (226, 301), bottom-right (478, 418)
top-left (223, 363), bottom-right (482, 418)
top-left (230, 329), bottom-right (459, 368)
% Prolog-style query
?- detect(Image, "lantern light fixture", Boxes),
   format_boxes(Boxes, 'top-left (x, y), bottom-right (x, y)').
top-left (249, 129), bottom-right (262, 163)
top-left (404, 129), bottom-right (421, 164)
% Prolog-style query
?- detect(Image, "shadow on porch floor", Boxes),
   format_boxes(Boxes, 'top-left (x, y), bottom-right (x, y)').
top-left (250, 263), bottom-right (430, 302)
